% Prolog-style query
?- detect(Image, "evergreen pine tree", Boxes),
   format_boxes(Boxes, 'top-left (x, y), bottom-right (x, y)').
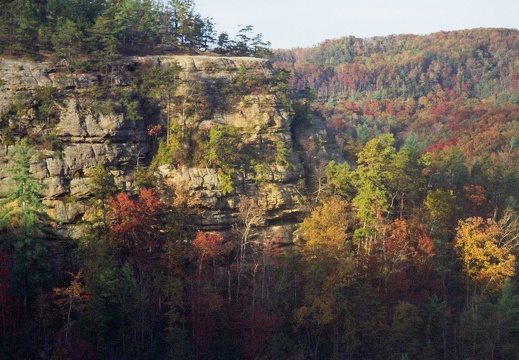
top-left (0, 140), bottom-right (53, 304)
top-left (0, 140), bottom-right (54, 356)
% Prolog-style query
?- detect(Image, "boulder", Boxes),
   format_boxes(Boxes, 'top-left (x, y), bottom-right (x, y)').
top-left (70, 178), bottom-right (91, 198)
top-left (44, 177), bottom-right (67, 199)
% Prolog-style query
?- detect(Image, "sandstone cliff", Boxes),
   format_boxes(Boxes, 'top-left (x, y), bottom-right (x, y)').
top-left (0, 55), bottom-right (342, 242)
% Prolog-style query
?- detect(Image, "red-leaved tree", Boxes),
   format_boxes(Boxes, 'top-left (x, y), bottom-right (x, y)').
top-left (109, 188), bottom-right (165, 267)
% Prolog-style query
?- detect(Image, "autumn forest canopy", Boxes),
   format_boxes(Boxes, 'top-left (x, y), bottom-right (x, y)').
top-left (274, 28), bottom-right (519, 160)
top-left (2, 1), bottom-right (519, 358)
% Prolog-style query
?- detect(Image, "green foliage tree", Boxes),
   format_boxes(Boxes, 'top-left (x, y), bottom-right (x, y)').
top-left (325, 160), bottom-right (353, 198)
top-left (233, 24), bottom-right (253, 56)
top-left (494, 279), bottom-right (519, 358)
top-left (390, 134), bottom-right (428, 218)
top-left (389, 302), bottom-right (423, 360)
top-left (89, 8), bottom-right (122, 74)
top-left (429, 147), bottom-right (470, 191)
top-left (198, 17), bottom-right (216, 50)
top-left (169, 0), bottom-right (194, 46)
top-left (205, 124), bottom-right (242, 166)
top-left (89, 164), bottom-right (118, 228)
top-left (216, 31), bottom-right (231, 52)
top-left (45, 0), bottom-right (107, 27)
top-left (0, 140), bottom-right (54, 356)
top-left (424, 188), bottom-right (460, 240)
top-left (152, 242), bottom-right (191, 357)
top-left (423, 294), bottom-right (449, 359)
top-left (90, 164), bottom-right (118, 203)
top-left (80, 257), bottom-right (141, 356)
top-left (162, 0), bottom-right (214, 50)
top-left (133, 61), bottom-right (182, 145)
top-left (51, 18), bottom-right (83, 69)
top-left (471, 155), bottom-right (518, 219)
top-left (112, 0), bottom-right (159, 54)
top-left (0, 140), bottom-right (53, 304)
top-left (352, 133), bottom-right (396, 229)
top-left (251, 32), bottom-right (272, 58)
top-left (8, 0), bottom-right (41, 53)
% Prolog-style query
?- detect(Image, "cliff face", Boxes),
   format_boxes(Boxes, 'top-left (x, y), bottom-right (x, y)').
top-left (0, 55), bottom-right (342, 242)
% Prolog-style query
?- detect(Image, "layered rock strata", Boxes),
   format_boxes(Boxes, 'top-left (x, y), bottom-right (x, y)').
top-left (0, 55), bottom-right (342, 242)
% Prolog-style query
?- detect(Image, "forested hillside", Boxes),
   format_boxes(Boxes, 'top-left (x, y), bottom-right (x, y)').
top-left (2, 3), bottom-right (519, 358)
top-left (274, 28), bottom-right (519, 158)
top-left (268, 27), bottom-right (519, 360)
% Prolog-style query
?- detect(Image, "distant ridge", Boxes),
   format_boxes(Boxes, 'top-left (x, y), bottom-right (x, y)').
top-left (273, 27), bottom-right (519, 160)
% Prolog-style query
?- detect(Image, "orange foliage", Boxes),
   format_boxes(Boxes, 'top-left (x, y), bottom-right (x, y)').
top-left (386, 219), bottom-right (436, 268)
top-left (193, 231), bottom-right (233, 264)
top-left (109, 188), bottom-right (165, 261)
top-left (379, 220), bottom-right (440, 306)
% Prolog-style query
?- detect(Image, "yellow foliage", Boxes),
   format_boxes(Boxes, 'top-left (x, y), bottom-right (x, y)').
top-left (296, 197), bottom-right (356, 331)
top-left (301, 197), bottom-right (352, 258)
top-left (455, 217), bottom-right (516, 292)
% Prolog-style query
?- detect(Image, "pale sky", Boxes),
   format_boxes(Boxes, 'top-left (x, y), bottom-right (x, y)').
top-left (195, 0), bottom-right (519, 49)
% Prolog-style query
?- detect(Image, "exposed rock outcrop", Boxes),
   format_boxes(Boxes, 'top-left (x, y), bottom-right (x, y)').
top-left (0, 55), bottom-right (343, 242)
